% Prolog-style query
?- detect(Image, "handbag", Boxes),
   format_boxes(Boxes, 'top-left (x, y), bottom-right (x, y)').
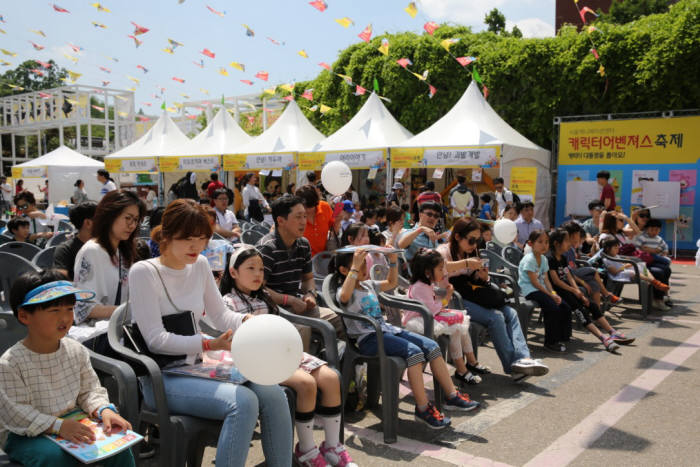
top-left (633, 249), bottom-right (654, 265)
top-left (449, 274), bottom-right (507, 310)
top-left (122, 261), bottom-right (198, 368)
top-left (434, 309), bottom-right (464, 326)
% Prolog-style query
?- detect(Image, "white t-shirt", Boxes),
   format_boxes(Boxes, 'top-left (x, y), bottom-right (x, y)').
top-left (215, 208), bottom-right (238, 231)
top-left (242, 184), bottom-right (269, 215)
top-left (495, 189), bottom-right (513, 216)
top-left (128, 256), bottom-right (246, 363)
top-left (0, 183), bottom-right (11, 203)
top-left (100, 180), bottom-right (117, 199)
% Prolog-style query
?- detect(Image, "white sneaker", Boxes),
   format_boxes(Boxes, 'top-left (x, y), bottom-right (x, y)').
top-left (653, 299), bottom-right (671, 311)
top-left (511, 358), bottom-right (549, 376)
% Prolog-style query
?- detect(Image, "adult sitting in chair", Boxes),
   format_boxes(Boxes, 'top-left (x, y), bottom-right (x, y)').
top-left (13, 191), bottom-right (53, 244)
top-left (53, 202), bottom-right (97, 280)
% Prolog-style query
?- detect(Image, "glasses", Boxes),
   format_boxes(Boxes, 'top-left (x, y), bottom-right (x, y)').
top-left (422, 211), bottom-right (439, 219)
top-left (122, 215), bottom-right (140, 226)
top-left (637, 213), bottom-right (649, 218)
top-left (465, 237), bottom-right (479, 245)
top-left (16, 204), bottom-right (28, 210)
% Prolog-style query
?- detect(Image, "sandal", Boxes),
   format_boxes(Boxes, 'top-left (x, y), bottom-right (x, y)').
top-left (466, 362), bottom-right (492, 374)
top-left (454, 371), bottom-right (482, 385)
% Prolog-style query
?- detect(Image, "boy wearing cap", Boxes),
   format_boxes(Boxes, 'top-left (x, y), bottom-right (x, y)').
top-left (387, 182), bottom-right (405, 208)
top-left (0, 270), bottom-right (135, 466)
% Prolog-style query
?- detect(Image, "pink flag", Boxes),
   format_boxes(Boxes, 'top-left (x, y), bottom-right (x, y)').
top-left (396, 58), bottom-right (412, 69)
top-left (255, 71), bottom-right (269, 81)
top-left (128, 35), bottom-right (143, 47)
top-left (355, 85), bottom-right (366, 96)
top-left (201, 48), bottom-right (215, 59)
top-left (52, 4), bottom-right (70, 13)
top-left (309, 0), bottom-right (327, 12)
top-left (29, 41), bottom-right (44, 51)
top-left (35, 60), bottom-right (52, 68)
top-left (137, 116), bottom-right (150, 121)
top-left (91, 104), bottom-right (104, 111)
top-left (137, 64), bottom-right (149, 73)
top-left (99, 66), bottom-right (111, 73)
top-left (483, 85), bottom-right (489, 99)
top-left (358, 24), bottom-right (372, 43)
top-left (172, 77), bottom-right (185, 83)
top-left (318, 62), bottom-right (331, 71)
top-left (186, 115), bottom-right (197, 120)
top-left (102, 80), bottom-right (110, 86)
top-left (39, 92), bottom-right (53, 98)
top-left (30, 68), bottom-right (45, 76)
top-left (428, 84), bottom-right (437, 98)
top-left (131, 21), bottom-right (149, 35)
top-left (68, 43), bottom-right (83, 53)
top-left (579, 6), bottom-right (598, 24)
top-left (193, 60), bottom-right (204, 68)
top-left (240, 80), bottom-right (254, 85)
top-left (206, 5), bottom-right (225, 16)
top-left (283, 95), bottom-right (294, 101)
top-left (301, 89), bottom-right (313, 100)
top-left (247, 115), bottom-right (255, 124)
top-left (455, 56), bottom-right (476, 67)
top-left (424, 22), bottom-right (439, 35)
top-left (590, 48), bottom-right (599, 59)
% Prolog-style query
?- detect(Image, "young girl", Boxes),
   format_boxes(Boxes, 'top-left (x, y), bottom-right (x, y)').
top-left (518, 230), bottom-right (572, 352)
top-left (1, 270), bottom-right (135, 466)
top-left (601, 238), bottom-right (670, 293)
top-left (547, 230), bottom-right (631, 352)
top-left (405, 249), bottom-right (485, 385)
top-left (220, 246), bottom-right (355, 467)
top-left (334, 250), bottom-right (480, 430)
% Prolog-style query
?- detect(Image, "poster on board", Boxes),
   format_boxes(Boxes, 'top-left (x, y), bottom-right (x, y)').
top-left (641, 181), bottom-right (680, 220)
top-left (510, 167), bottom-right (537, 203)
top-left (669, 170), bottom-right (696, 205)
top-left (566, 169), bottom-right (589, 182)
top-left (631, 170), bottom-right (658, 205)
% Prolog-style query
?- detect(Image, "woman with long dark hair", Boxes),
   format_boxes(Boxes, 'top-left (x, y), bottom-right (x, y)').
top-left (438, 218), bottom-right (549, 380)
top-left (71, 189), bottom-right (145, 351)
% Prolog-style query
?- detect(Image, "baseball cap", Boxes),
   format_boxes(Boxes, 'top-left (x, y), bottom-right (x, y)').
top-left (392, 182), bottom-right (404, 190)
top-left (342, 200), bottom-right (355, 213)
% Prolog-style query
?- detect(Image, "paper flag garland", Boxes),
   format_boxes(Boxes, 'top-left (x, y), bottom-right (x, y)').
top-left (131, 21), bottom-right (149, 35)
top-left (52, 4), bottom-right (70, 13)
top-left (377, 38), bottom-right (389, 56)
top-left (128, 35), bottom-right (143, 48)
top-left (63, 53), bottom-right (79, 63)
top-left (99, 66), bottom-right (111, 73)
top-left (590, 48), bottom-right (599, 59)
top-left (319, 104), bottom-right (331, 114)
top-left (336, 73), bottom-right (353, 84)
top-left (279, 83), bottom-right (294, 92)
top-left (92, 22), bottom-right (107, 28)
top-left (30, 29), bottom-right (46, 37)
top-left (263, 87), bottom-right (276, 96)
top-left (38, 92), bottom-right (53, 98)
top-left (193, 60), bottom-right (204, 68)
top-left (172, 77), bottom-right (185, 83)
top-left (483, 86), bottom-right (489, 99)
top-left (298, 50), bottom-right (309, 58)
top-left (358, 24), bottom-right (372, 43)
top-left (137, 115), bottom-right (150, 121)
top-left (36, 59), bottom-right (51, 68)
top-left (354, 84), bottom-right (366, 96)
top-left (301, 89), bottom-right (313, 100)
top-left (424, 22), bottom-right (439, 35)
top-left (8, 84), bottom-right (24, 90)
top-left (455, 56), bottom-right (476, 66)
top-left (0, 49), bottom-right (16, 57)
top-left (579, 6), bottom-right (598, 23)
top-left (67, 70), bottom-right (82, 82)
top-left (396, 58), bottom-right (412, 68)
top-left (137, 65), bottom-right (149, 73)
top-left (68, 43), bottom-right (83, 53)
top-left (30, 68), bottom-right (45, 77)
top-left (472, 67), bottom-right (482, 84)
top-left (597, 65), bottom-right (605, 76)
top-left (440, 38), bottom-right (459, 51)
top-left (218, 68), bottom-right (228, 76)
top-left (309, 0), bottom-right (327, 12)
top-left (318, 62), bottom-right (331, 71)
top-left (240, 79), bottom-right (253, 85)
top-left (0, 15), bottom-right (5, 23)
top-left (428, 84), bottom-right (437, 98)
top-left (92, 104), bottom-right (104, 112)
top-left (206, 5), bottom-right (225, 17)
top-left (127, 75), bottom-right (140, 84)
top-left (243, 24), bottom-right (255, 37)
top-left (200, 88), bottom-right (209, 94)
top-left (255, 71), bottom-right (269, 81)
top-left (405, 2), bottom-right (418, 18)
top-left (201, 48), bottom-right (215, 58)
top-left (0, 29), bottom-right (5, 34)
top-left (267, 37), bottom-right (283, 45)
top-left (335, 17), bottom-right (353, 28)
top-left (230, 62), bottom-right (245, 71)
top-left (0, 60), bottom-right (12, 66)
top-left (29, 41), bottom-right (44, 51)
top-left (91, 3), bottom-right (111, 12)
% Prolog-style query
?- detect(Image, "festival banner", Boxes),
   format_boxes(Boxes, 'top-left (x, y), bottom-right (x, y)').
top-left (11, 166), bottom-right (46, 178)
top-left (298, 152), bottom-right (326, 172)
top-left (240, 153), bottom-right (296, 171)
top-left (307, 149), bottom-right (386, 170)
top-left (510, 167), bottom-right (538, 202)
top-left (669, 169), bottom-right (697, 206)
top-left (104, 157), bottom-right (157, 173)
top-left (159, 155), bottom-right (221, 172)
top-left (391, 146), bottom-right (500, 168)
top-left (559, 116), bottom-right (700, 165)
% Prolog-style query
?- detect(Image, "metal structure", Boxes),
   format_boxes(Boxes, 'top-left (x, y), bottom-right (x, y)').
top-left (0, 84), bottom-right (135, 173)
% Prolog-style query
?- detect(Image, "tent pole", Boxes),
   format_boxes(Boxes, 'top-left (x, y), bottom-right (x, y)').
top-left (386, 148), bottom-right (392, 200)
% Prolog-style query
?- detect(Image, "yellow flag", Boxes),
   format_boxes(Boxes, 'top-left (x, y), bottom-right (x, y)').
top-left (279, 83), bottom-right (294, 92)
top-left (377, 39), bottom-right (389, 56)
top-left (218, 67), bottom-right (229, 76)
top-left (440, 38), bottom-right (459, 51)
top-left (1, 49), bottom-right (17, 57)
top-left (263, 87), bottom-right (276, 96)
top-left (8, 84), bottom-right (24, 90)
top-left (174, 102), bottom-right (183, 109)
top-left (115, 95), bottom-right (129, 101)
top-left (63, 53), bottom-right (79, 63)
top-left (336, 73), bottom-right (353, 84)
top-left (117, 111), bottom-right (128, 117)
top-left (404, 2), bottom-right (417, 18)
top-left (180, 93), bottom-right (190, 99)
top-left (320, 104), bottom-right (331, 114)
top-left (162, 48), bottom-right (174, 54)
top-left (411, 72), bottom-right (426, 81)
top-left (335, 17), bottom-right (353, 28)
top-left (127, 87), bottom-right (137, 92)
top-left (67, 70), bottom-right (82, 82)
top-left (0, 60), bottom-right (13, 66)
top-left (230, 62), bottom-right (245, 71)
top-left (91, 2), bottom-right (111, 12)
top-left (200, 88), bottom-right (209, 94)
top-left (298, 50), bottom-right (308, 58)
top-left (66, 98), bottom-right (78, 105)
top-left (166, 107), bottom-right (177, 113)
top-left (597, 65), bottom-right (605, 77)
top-left (0, 29), bottom-right (5, 34)
top-left (127, 75), bottom-right (140, 84)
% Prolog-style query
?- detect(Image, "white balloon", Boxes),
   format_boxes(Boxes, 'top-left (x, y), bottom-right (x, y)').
top-left (231, 314), bottom-right (302, 385)
top-left (321, 161), bottom-right (352, 196)
top-left (493, 218), bottom-right (518, 244)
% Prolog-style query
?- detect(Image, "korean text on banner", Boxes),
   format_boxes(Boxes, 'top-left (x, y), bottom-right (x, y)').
top-left (12, 166), bottom-right (47, 178)
top-left (105, 158), bottom-right (157, 173)
top-left (558, 116), bottom-right (700, 165)
top-left (242, 153), bottom-right (295, 171)
top-left (324, 149), bottom-right (385, 170)
top-left (223, 154), bottom-right (248, 171)
top-left (298, 152), bottom-right (326, 172)
top-left (159, 156), bottom-right (221, 172)
top-left (510, 167), bottom-right (537, 202)
top-left (391, 146), bottom-right (499, 168)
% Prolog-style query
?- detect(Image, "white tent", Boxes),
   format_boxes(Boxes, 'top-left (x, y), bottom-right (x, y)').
top-left (393, 81), bottom-right (552, 226)
top-left (179, 108), bottom-right (253, 156)
top-left (13, 145), bottom-right (104, 203)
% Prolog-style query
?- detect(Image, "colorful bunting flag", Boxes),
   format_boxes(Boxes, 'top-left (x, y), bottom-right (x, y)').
top-left (36, 59), bottom-right (51, 68)
top-left (172, 77), bottom-right (185, 83)
top-left (246, 115), bottom-right (255, 124)
top-left (137, 64), bottom-right (149, 73)
top-left (455, 56), bottom-right (477, 67)
top-left (29, 41), bottom-right (44, 51)
top-left (405, 2), bottom-right (418, 18)
top-left (52, 4), bottom-right (70, 13)
top-left (0, 15), bottom-right (5, 23)
top-left (298, 50), bottom-right (309, 58)
top-left (424, 22), bottom-right (439, 35)
top-left (0, 60), bottom-right (12, 66)
top-left (587, 25), bottom-right (598, 33)
top-left (377, 38), bottom-right (389, 56)
top-left (590, 48), bottom-right (599, 60)
top-left (0, 49), bottom-right (16, 57)
top-left (230, 62), bottom-right (245, 71)
top-left (30, 29), bottom-right (46, 37)
top-left (38, 92), bottom-right (52, 99)
top-left (92, 22), bottom-right (107, 28)
top-left (597, 65), bottom-right (605, 76)
top-left (319, 104), bottom-right (331, 114)
top-left (472, 67), bottom-right (482, 84)
top-left (255, 71), bottom-right (269, 81)
top-left (428, 84), bottom-right (437, 98)
top-left (267, 37), bottom-right (283, 45)
top-left (218, 67), bottom-right (228, 76)
top-left (201, 48), bottom-right (215, 59)
top-left (30, 68), bottom-right (45, 77)
top-left (67, 70), bottom-right (82, 82)
top-left (354, 85), bottom-right (366, 96)
top-left (335, 17), bottom-right (353, 28)
top-left (262, 87), bottom-right (276, 96)
top-left (193, 60), bottom-right (204, 67)
top-left (411, 71), bottom-right (426, 81)
top-left (579, 6), bottom-right (598, 23)
top-left (102, 80), bottom-right (110, 86)
top-left (309, 0), bottom-right (327, 12)
top-left (279, 83), bottom-right (294, 92)
top-left (440, 38), bottom-right (460, 52)
top-left (243, 24), bottom-right (255, 37)
top-left (62, 53), bottom-right (79, 63)
top-left (0, 29), bottom-right (5, 35)
top-left (127, 75), bottom-right (140, 84)
top-left (301, 89), bottom-right (313, 100)
top-left (283, 95), bottom-right (294, 101)
top-left (137, 115), bottom-right (150, 121)
top-left (131, 21), bottom-right (149, 35)
top-left (240, 79), bottom-right (253, 85)
top-left (92, 104), bottom-right (104, 112)
top-left (68, 43), bottom-right (83, 53)
top-left (358, 24), bottom-right (372, 43)
top-left (318, 62), bottom-right (331, 71)
top-left (396, 58), bottom-right (412, 68)
top-left (336, 73), bottom-right (353, 84)
top-left (127, 35), bottom-right (143, 48)
top-left (483, 86), bottom-right (489, 99)
top-left (373, 78), bottom-right (379, 92)
top-left (7, 84), bottom-right (24, 90)
top-left (91, 3), bottom-right (111, 12)
top-left (206, 5), bottom-right (225, 16)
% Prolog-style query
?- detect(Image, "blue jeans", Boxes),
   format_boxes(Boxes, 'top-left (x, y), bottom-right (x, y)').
top-left (358, 330), bottom-right (442, 367)
top-left (463, 301), bottom-right (529, 374)
top-left (141, 374), bottom-right (292, 467)
top-left (5, 433), bottom-right (135, 467)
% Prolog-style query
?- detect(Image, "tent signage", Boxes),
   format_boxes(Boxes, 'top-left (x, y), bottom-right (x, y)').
top-left (105, 158), bottom-right (157, 173)
top-left (159, 156), bottom-right (221, 172)
top-left (325, 150), bottom-right (384, 169)
top-left (245, 153), bottom-right (295, 170)
top-left (391, 146), bottom-right (500, 168)
top-left (12, 166), bottom-right (46, 178)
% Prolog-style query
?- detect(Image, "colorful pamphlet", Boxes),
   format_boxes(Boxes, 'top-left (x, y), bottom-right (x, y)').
top-left (44, 409), bottom-right (143, 464)
top-left (334, 245), bottom-right (404, 255)
top-left (162, 350), bottom-right (247, 384)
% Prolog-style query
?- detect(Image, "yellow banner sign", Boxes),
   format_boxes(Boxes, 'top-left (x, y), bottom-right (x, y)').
top-left (510, 167), bottom-right (538, 202)
top-left (390, 148), bottom-right (423, 168)
top-left (223, 154), bottom-right (248, 171)
top-left (559, 116), bottom-right (700, 165)
top-left (391, 146), bottom-right (500, 169)
top-left (298, 152), bottom-right (326, 172)
top-left (159, 156), bottom-right (221, 172)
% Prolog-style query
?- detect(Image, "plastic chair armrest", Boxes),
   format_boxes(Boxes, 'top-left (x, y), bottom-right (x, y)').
top-left (88, 350), bottom-right (139, 427)
top-left (278, 307), bottom-right (339, 368)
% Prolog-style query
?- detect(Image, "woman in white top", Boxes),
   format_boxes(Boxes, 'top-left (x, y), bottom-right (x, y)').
top-left (241, 173), bottom-right (269, 222)
top-left (128, 199), bottom-right (292, 467)
top-left (73, 179), bottom-right (89, 204)
top-left (72, 190), bottom-right (145, 352)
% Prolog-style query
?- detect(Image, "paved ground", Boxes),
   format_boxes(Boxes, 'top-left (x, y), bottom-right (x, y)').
top-left (204, 264), bottom-right (700, 466)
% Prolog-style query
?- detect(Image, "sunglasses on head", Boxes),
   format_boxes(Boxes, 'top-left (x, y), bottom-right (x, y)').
top-left (422, 211), bottom-right (439, 218)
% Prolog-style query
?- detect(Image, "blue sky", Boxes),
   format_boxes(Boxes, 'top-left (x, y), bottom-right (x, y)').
top-left (1, 0), bottom-right (555, 111)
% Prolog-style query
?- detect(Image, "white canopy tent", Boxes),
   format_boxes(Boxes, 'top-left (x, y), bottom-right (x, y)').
top-left (179, 108), bottom-right (253, 156)
top-left (393, 81), bottom-right (552, 226)
top-left (12, 145), bottom-right (104, 203)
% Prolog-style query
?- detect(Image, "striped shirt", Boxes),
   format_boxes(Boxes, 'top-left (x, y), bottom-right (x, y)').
top-left (633, 232), bottom-right (669, 255)
top-left (256, 231), bottom-right (312, 297)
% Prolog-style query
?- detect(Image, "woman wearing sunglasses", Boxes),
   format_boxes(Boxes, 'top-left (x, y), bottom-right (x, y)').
top-left (12, 191), bottom-right (54, 244)
top-left (437, 218), bottom-right (548, 381)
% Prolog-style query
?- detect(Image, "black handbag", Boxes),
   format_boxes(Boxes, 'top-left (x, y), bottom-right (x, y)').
top-left (450, 274), bottom-right (507, 310)
top-left (122, 261), bottom-right (198, 368)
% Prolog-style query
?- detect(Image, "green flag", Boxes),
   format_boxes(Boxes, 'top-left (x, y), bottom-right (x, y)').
top-left (373, 77), bottom-right (379, 93)
top-left (221, 94), bottom-right (225, 105)
top-left (472, 67), bottom-right (482, 84)
top-left (160, 101), bottom-right (166, 110)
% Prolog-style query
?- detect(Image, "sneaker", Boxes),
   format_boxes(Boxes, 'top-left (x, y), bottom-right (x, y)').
top-left (607, 294), bottom-right (622, 304)
top-left (466, 362), bottom-right (492, 374)
top-left (511, 373), bottom-right (531, 383)
top-left (444, 392), bottom-right (481, 412)
top-left (653, 299), bottom-right (672, 311)
top-left (603, 336), bottom-right (620, 352)
top-left (544, 343), bottom-right (566, 352)
top-left (415, 403), bottom-right (451, 429)
top-left (610, 331), bottom-right (635, 345)
top-left (664, 296), bottom-right (673, 306)
top-left (320, 442), bottom-right (357, 467)
top-left (454, 371), bottom-right (481, 385)
top-left (511, 358), bottom-right (549, 377)
top-left (294, 444), bottom-right (328, 467)
top-left (651, 279), bottom-right (670, 292)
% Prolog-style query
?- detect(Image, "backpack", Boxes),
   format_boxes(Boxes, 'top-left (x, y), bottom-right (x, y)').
top-left (511, 191), bottom-right (521, 208)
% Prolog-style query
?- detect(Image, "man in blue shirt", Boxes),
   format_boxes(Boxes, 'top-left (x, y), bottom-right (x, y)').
top-left (515, 201), bottom-right (544, 248)
top-left (398, 201), bottom-right (445, 261)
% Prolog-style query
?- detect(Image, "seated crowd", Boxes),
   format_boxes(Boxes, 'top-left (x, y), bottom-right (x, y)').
top-left (0, 172), bottom-right (674, 466)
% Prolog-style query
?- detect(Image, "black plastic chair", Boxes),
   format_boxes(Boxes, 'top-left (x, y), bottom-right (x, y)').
top-left (0, 242), bottom-right (42, 262)
top-left (241, 229), bottom-right (264, 245)
top-left (600, 253), bottom-right (652, 319)
top-left (485, 241), bottom-right (503, 255)
top-left (0, 236), bottom-right (11, 246)
top-left (0, 253), bottom-right (39, 311)
top-left (57, 220), bottom-right (75, 232)
top-left (32, 246), bottom-right (56, 270)
top-left (312, 251), bottom-right (334, 291)
top-left (46, 231), bottom-right (73, 248)
top-left (502, 245), bottom-right (523, 266)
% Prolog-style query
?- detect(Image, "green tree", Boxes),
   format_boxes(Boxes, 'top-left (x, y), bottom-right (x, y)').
top-left (0, 60), bottom-right (68, 97)
top-left (484, 8), bottom-right (507, 34)
top-left (511, 25), bottom-right (523, 38)
top-left (602, 0), bottom-right (673, 24)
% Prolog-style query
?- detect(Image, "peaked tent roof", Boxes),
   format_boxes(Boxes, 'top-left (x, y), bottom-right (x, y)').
top-left (310, 92), bottom-right (412, 152)
top-left (394, 81), bottom-right (545, 153)
top-left (15, 145), bottom-right (104, 167)
top-left (106, 112), bottom-right (190, 159)
top-left (179, 107), bottom-right (253, 156)
top-left (234, 100), bottom-right (324, 154)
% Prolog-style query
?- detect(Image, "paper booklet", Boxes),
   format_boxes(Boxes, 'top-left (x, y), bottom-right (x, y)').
top-left (162, 350), bottom-right (247, 384)
top-left (334, 245), bottom-right (404, 254)
top-left (44, 408), bottom-right (143, 464)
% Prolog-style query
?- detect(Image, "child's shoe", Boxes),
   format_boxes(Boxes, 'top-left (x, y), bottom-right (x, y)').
top-left (466, 361), bottom-right (492, 374)
top-left (319, 442), bottom-right (357, 467)
top-left (454, 370), bottom-right (481, 385)
top-left (603, 336), bottom-right (620, 352)
top-left (650, 279), bottom-right (670, 292)
top-left (415, 403), bottom-right (451, 429)
top-left (653, 299), bottom-right (672, 311)
top-left (610, 331), bottom-right (635, 345)
top-left (445, 391), bottom-right (481, 412)
top-left (294, 444), bottom-right (328, 467)
top-left (606, 293), bottom-right (622, 304)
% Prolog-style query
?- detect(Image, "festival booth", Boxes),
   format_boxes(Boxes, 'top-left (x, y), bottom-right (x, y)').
top-left (392, 81), bottom-right (552, 226)
top-left (12, 145), bottom-right (104, 204)
top-left (301, 92), bottom-right (413, 204)
top-left (225, 100), bottom-right (325, 192)
top-left (104, 112), bottom-right (191, 200)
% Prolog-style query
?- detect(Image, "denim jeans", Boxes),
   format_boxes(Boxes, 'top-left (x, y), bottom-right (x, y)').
top-left (141, 374), bottom-right (292, 467)
top-left (5, 433), bottom-right (135, 467)
top-left (358, 330), bottom-right (442, 367)
top-left (462, 300), bottom-right (530, 373)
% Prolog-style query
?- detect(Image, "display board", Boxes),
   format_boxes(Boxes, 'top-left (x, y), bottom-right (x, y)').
top-left (641, 181), bottom-right (680, 220)
top-left (565, 181), bottom-right (599, 216)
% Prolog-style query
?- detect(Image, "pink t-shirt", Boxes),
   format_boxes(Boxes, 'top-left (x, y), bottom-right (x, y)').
top-left (436, 244), bottom-right (476, 288)
top-left (404, 281), bottom-right (442, 324)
